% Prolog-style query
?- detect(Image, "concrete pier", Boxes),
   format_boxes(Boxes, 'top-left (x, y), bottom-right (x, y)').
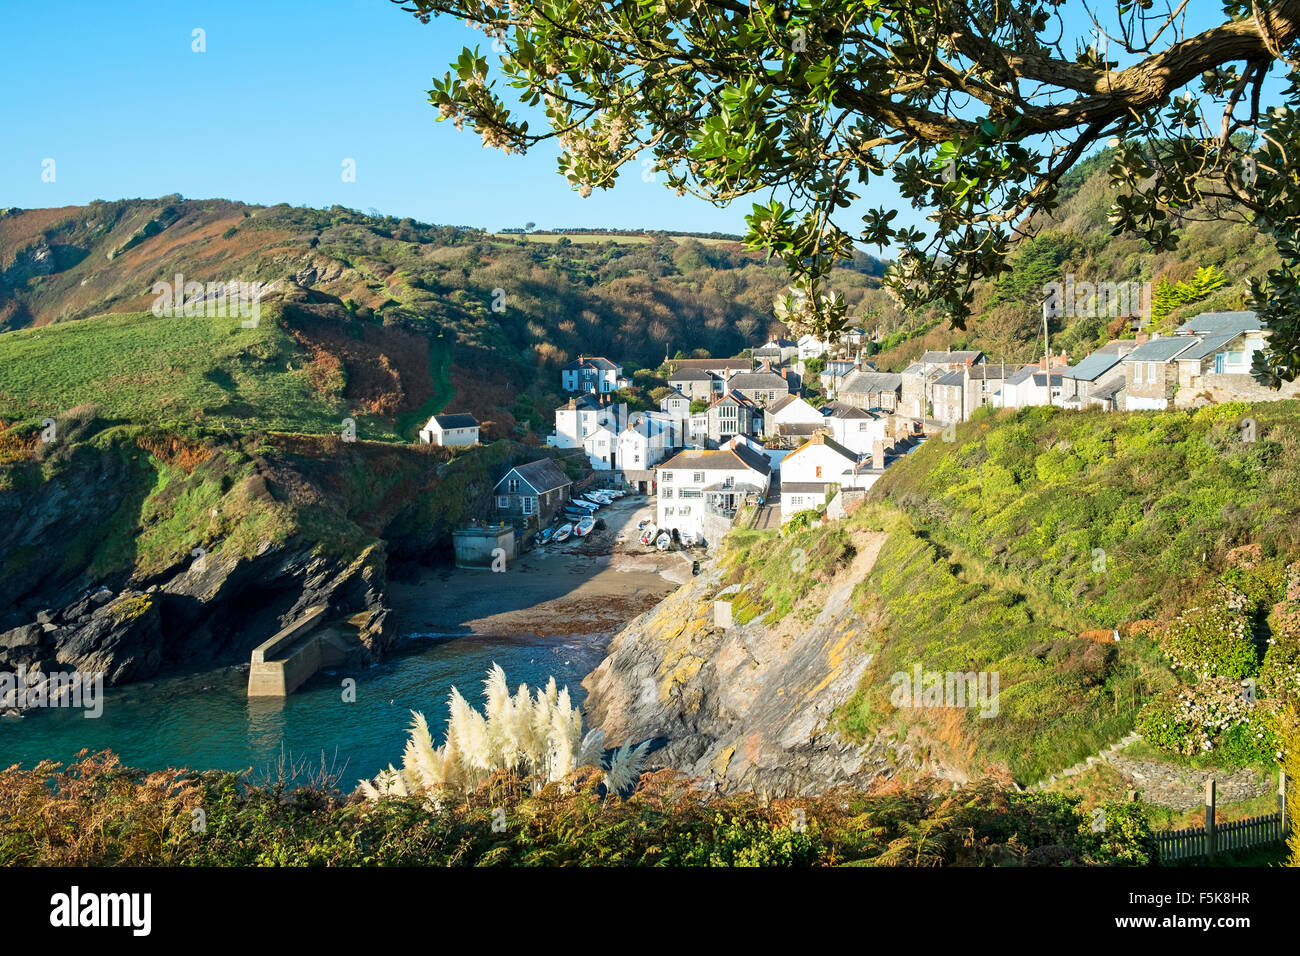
top-left (247, 605), bottom-right (331, 697)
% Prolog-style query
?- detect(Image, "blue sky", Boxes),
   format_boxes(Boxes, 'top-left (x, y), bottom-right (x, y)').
top-left (0, 1), bottom-right (1267, 236)
top-left (0, 0), bottom-right (743, 232)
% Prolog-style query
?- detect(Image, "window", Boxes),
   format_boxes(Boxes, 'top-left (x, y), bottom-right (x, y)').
top-left (663, 472), bottom-right (673, 482)
top-left (815, 465), bottom-right (823, 478)
top-left (664, 507), bottom-right (675, 516)
top-left (1133, 363), bottom-right (1143, 383)
top-left (693, 472), bottom-right (704, 483)
top-left (679, 506), bottom-right (692, 515)
top-left (663, 488), bottom-right (673, 498)
top-left (1147, 362), bottom-right (1158, 382)
top-left (679, 488), bottom-right (702, 498)
top-left (508, 478), bottom-right (519, 493)
top-left (497, 496), bottom-right (510, 509)
top-left (859, 422), bottom-right (869, 431)
top-left (522, 497), bottom-right (534, 515)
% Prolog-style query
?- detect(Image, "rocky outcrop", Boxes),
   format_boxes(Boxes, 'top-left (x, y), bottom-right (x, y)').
top-left (583, 531), bottom-right (922, 797)
top-left (0, 536), bottom-right (395, 711)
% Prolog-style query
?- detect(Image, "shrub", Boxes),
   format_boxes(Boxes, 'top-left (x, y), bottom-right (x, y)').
top-left (1158, 587), bottom-right (1259, 680)
top-left (1136, 677), bottom-right (1278, 765)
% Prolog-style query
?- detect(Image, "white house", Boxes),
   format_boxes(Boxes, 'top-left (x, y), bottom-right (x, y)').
top-left (548, 395), bottom-right (627, 449)
top-left (583, 423), bottom-right (618, 470)
top-left (758, 338), bottom-right (799, 363)
top-left (797, 334), bottom-right (828, 362)
top-left (561, 355), bottom-right (625, 394)
top-left (418, 413), bottom-right (480, 447)
top-left (822, 402), bottom-right (888, 455)
top-left (778, 433), bottom-right (863, 521)
top-left (618, 412), bottom-right (678, 470)
top-left (763, 394), bottom-right (825, 437)
top-left (659, 387), bottom-right (691, 421)
top-left (995, 366), bottom-right (1064, 409)
top-left (655, 439), bottom-right (771, 545)
top-left (686, 411), bottom-right (708, 447)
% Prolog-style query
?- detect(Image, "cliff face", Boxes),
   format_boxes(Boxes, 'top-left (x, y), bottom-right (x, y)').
top-left (583, 530), bottom-right (921, 797)
top-left (0, 417), bottom-right (535, 710)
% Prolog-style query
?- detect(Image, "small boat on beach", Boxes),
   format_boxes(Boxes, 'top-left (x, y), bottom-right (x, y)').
top-left (639, 523), bottom-right (657, 546)
top-left (574, 515), bottom-right (595, 537)
top-left (552, 524), bottom-right (572, 543)
top-left (655, 531), bottom-right (671, 551)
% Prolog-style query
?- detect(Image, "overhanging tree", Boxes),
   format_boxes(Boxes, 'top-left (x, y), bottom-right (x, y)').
top-left (398, 0), bottom-right (1300, 384)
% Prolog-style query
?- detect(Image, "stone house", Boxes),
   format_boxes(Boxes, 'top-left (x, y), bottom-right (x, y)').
top-left (494, 458), bottom-right (573, 525)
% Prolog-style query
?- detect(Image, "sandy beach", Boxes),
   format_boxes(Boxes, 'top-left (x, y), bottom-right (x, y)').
top-left (388, 493), bottom-right (696, 638)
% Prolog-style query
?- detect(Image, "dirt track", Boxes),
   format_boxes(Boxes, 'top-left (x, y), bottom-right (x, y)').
top-left (388, 494), bottom-right (697, 638)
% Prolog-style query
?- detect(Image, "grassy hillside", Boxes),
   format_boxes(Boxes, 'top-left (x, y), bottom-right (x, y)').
top-left (717, 400), bottom-right (1300, 784)
top-left (0, 307), bottom-right (358, 437)
top-left (0, 199), bottom-right (896, 441)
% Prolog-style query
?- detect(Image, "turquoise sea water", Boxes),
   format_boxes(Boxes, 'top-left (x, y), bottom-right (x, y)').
top-left (0, 632), bottom-right (607, 785)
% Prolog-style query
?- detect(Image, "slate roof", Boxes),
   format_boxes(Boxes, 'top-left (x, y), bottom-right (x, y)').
top-left (659, 446), bottom-right (772, 475)
top-left (669, 358), bottom-right (753, 372)
top-left (782, 481), bottom-right (834, 494)
top-left (1122, 337), bottom-right (1200, 363)
top-left (1004, 366), bottom-right (1040, 386)
top-left (1175, 311), bottom-right (1260, 335)
top-left (920, 349), bottom-right (985, 364)
top-left (430, 413), bottom-right (479, 430)
top-left (1062, 352), bottom-right (1122, 382)
top-left (563, 355), bottom-right (621, 371)
top-left (776, 422), bottom-right (826, 437)
top-left (765, 394), bottom-right (798, 415)
top-left (934, 370), bottom-right (966, 388)
top-left (824, 400), bottom-right (875, 419)
top-left (727, 371), bottom-right (791, 391)
top-left (839, 370), bottom-right (902, 395)
top-left (498, 458), bottom-right (572, 494)
top-left (1091, 379), bottom-right (1127, 401)
top-left (966, 364), bottom-right (1019, 380)
top-left (1095, 339), bottom-right (1139, 355)
top-left (786, 433), bottom-right (857, 464)
top-left (1176, 328), bottom-right (1249, 361)
top-left (669, 367), bottom-right (714, 381)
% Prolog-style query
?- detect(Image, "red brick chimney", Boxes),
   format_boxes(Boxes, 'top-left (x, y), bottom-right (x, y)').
top-left (1135, 332), bottom-right (1150, 345)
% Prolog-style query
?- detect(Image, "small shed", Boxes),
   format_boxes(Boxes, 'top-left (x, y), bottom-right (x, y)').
top-left (452, 523), bottom-right (515, 570)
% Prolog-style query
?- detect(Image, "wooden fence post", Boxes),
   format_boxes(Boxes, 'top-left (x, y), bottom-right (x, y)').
top-left (1281, 770), bottom-right (1289, 838)
top-left (1205, 779), bottom-right (1217, 860)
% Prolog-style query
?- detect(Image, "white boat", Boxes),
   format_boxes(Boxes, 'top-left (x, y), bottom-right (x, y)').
top-left (552, 524), bottom-right (572, 543)
top-left (570, 498), bottom-right (599, 511)
top-left (574, 515), bottom-right (595, 537)
top-left (680, 531), bottom-right (695, 547)
top-left (655, 531), bottom-right (671, 551)
top-left (639, 523), bottom-right (657, 546)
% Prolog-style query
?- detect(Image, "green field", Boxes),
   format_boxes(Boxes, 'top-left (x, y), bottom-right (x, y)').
top-left (0, 308), bottom-right (395, 438)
